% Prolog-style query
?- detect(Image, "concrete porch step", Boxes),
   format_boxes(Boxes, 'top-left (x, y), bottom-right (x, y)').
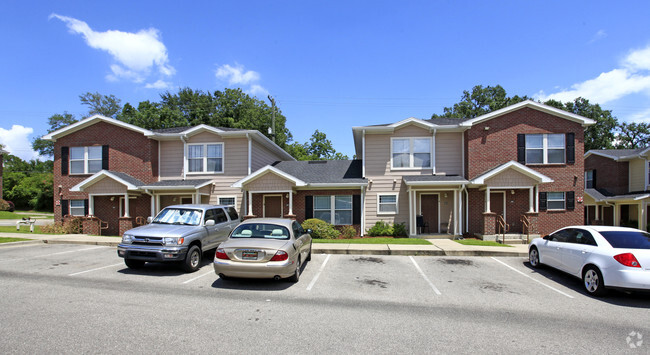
top-left (485, 234), bottom-right (540, 244)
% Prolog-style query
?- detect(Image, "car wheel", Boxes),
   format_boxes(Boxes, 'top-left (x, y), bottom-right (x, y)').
top-left (583, 266), bottom-right (607, 297)
top-left (124, 258), bottom-right (145, 269)
top-left (529, 247), bottom-right (541, 268)
top-left (288, 257), bottom-right (301, 283)
top-left (182, 245), bottom-right (201, 273)
top-left (306, 242), bottom-right (312, 262)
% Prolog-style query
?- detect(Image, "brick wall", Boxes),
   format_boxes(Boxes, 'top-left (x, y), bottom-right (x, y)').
top-left (53, 122), bottom-right (158, 223)
top-left (584, 154), bottom-right (629, 195)
top-left (465, 107), bottom-right (585, 236)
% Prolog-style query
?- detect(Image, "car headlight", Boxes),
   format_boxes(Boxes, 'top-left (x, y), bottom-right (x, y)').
top-left (122, 234), bottom-right (133, 244)
top-left (163, 237), bottom-right (184, 246)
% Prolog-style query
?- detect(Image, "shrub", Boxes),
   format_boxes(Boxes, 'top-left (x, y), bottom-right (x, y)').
top-left (302, 219), bottom-right (341, 239)
top-left (0, 199), bottom-right (10, 211)
top-left (7, 201), bottom-right (15, 212)
top-left (393, 223), bottom-right (408, 238)
top-left (340, 225), bottom-right (357, 239)
top-left (40, 217), bottom-right (83, 234)
top-left (367, 221), bottom-right (393, 237)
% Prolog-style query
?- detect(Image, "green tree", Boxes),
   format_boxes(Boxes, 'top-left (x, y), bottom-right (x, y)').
top-left (31, 112), bottom-right (78, 157)
top-left (80, 92), bottom-right (122, 118)
top-left (432, 85), bottom-right (529, 119)
top-left (615, 122), bottom-right (650, 149)
top-left (3, 153), bottom-right (53, 211)
top-left (287, 130), bottom-right (349, 160)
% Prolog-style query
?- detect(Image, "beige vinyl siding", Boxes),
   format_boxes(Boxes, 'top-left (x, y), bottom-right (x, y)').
top-left (251, 140), bottom-right (285, 171)
top-left (365, 125), bottom-right (434, 176)
top-left (85, 177), bottom-right (127, 194)
top-left (629, 158), bottom-right (646, 192)
top-left (245, 173), bottom-right (294, 191)
top-left (159, 140), bottom-right (184, 180)
top-left (364, 181), bottom-right (410, 229)
top-left (434, 132), bottom-right (463, 175)
top-left (485, 169), bottom-right (536, 187)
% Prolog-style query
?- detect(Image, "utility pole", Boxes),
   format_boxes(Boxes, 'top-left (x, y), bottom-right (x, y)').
top-left (267, 95), bottom-right (276, 143)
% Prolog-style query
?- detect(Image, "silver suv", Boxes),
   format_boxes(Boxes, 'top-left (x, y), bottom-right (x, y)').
top-left (117, 204), bottom-right (240, 272)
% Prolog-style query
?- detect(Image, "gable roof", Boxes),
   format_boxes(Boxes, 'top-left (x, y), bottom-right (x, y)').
top-left (470, 161), bottom-right (553, 185)
top-left (584, 148), bottom-right (650, 161)
top-left (69, 170), bottom-right (145, 192)
top-left (402, 175), bottom-right (469, 186)
top-left (459, 100), bottom-right (596, 127)
top-left (232, 160), bottom-right (367, 188)
top-left (585, 188), bottom-right (650, 202)
top-left (43, 115), bottom-right (152, 141)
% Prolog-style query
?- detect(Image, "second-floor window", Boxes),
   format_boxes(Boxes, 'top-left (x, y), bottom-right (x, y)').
top-left (585, 170), bottom-right (594, 188)
top-left (70, 146), bottom-right (102, 174)
top-left (525, 134), bottom-right (565, 164)
top-left (187, 143), bottom-right (223, 173)
top-left (391, 137), bottom-right (432, 169)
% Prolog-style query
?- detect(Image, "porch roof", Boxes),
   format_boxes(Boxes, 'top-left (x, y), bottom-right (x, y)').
top-left (139, 179), bottom-right (212, 190)
top-left (470, 161), bottom-right (553, 185)
top-left (402, 175), bottom-right (468, 186)
top-left (69, 170), bottom-right (144, 192)
top-left (585, 188), bottom-right (650, 202)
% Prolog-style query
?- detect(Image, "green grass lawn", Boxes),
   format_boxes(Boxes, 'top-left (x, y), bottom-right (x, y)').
top-left (0, 225), bottom-right (52, 234)
top-left (0, 211), bottom-right (24, 219)
top-left (0, 237), bottom-right (32, 243)
top-left (313, 237), bottom-right (431, 245)
top-left (455, 239), bottom-right (512, 247)
top-left (0, 210), bottom-right (54, 219)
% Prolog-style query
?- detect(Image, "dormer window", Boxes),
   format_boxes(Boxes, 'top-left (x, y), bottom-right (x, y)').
top-left (391, 137), bottom-right (432, 169)
top-left (187, 143), bottom-right (223, 173)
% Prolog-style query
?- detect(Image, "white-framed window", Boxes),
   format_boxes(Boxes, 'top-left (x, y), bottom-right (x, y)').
top-left (313, 195), bottom-right (353, 225)
top-left (70, 200), bottom-right (85, 216)
top-left (218, 196), bottom-right (236, 206)
top-left (585, 170), bottom-right (594, 189)
top-left (187, 143), bottom-right (223, 173)
top-left (378, 194), bottom-right (398, 214)
top-left (547, 192), bottom-right (565, 210)
top-left (525, 134), bottom-right (565, 164)
top-left (70, 146), bottom-right (102, 174)
top-left (391, 137), bottom-right (432, 169)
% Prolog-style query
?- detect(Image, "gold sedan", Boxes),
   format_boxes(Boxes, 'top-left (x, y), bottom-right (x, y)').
top-left (213, 218), bottom-right (312, 282)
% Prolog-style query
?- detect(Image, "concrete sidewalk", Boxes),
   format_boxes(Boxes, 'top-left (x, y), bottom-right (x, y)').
top-left (0, 232), bottom-right (529, 257)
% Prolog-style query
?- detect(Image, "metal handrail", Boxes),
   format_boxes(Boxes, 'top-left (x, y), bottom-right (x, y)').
top-left (497, 215), bottom-right (509, 244)
top-left (520, 215), bottom-right (531, 243)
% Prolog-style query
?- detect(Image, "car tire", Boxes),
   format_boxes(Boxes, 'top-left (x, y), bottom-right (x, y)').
top-left (529, 247), bottom-right (541, 268)
top-left (583, 266), bottom-right (607, 297)
top-left (306, 242), bottom-right (312, 262)
top-left (124, 258), bottom-right (145, 269)
top-left (288, 257), bottom-right (301, 283)
top-left (182, 245), bottom-right (201, 273)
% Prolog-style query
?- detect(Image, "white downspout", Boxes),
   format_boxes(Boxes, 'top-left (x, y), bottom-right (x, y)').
top-left (181, 135), bottom-right (188, 180)
top-left (362, 129), bottom-right (366, 178)
top-left (144, 189), bottom-right (154, 218)
top-left (247, 133), bottom-right (252, 175)
top-left (432, 129), bottom-right (437, 175)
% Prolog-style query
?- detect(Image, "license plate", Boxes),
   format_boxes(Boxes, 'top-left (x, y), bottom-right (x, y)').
top-left (242, 251), bottom-right (258, 260)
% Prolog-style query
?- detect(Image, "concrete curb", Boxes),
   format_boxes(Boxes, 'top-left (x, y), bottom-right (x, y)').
top-left (313, 248), bottom-right (526, 257)
top-left (42, 239), bottom-right (119, 247)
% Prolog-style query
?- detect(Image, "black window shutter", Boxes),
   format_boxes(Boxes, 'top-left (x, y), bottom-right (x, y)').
top-left (61, 200), bottom-right (69, 217)
top-left (61, 147), bottom-right (69, 176)
top-left (305, 196), bottom-right (313, 219)
top-left (566, 191), bottom-right (575, 210)
top-left (352, 195), bottom-right (361, 225)
top-left (566, 133), bottom-right (575, 164)
top-left (84, 199), bottom-right (89, 216)
top-left (539, 192), bottom-right (547, 211)
top-left (517, 134), bottom-right (526, 164)
top-left (102, 145), bottom-right (109, 170)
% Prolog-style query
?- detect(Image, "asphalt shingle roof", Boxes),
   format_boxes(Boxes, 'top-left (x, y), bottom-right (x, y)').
top-left (402, 175), bottom-right (468, 183)
top-left (142, 179), bottom-right (212, 188)
top-left (151, 126), bottom-right (246, 133)
top-left (590, 148), bottom-right (647, 159)
top-left (107, 171), bottom-right (146, 187)
top-left (271, 160), bottom-right (366, 184)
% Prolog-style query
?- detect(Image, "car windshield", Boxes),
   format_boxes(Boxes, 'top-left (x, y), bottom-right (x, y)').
top-left (599, 231), bottom-right (650, 249)
top-left (231, 223), bottom-right (290, 240)
top-left (152, 208), bottom-right (202, 226)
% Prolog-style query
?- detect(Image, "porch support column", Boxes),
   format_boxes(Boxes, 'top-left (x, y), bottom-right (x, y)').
top-left (248, 190), bottom-right (253, 216)
top-left (150, 194), bottom-right (155, 217)
top-left (155, 195), bottom-right (161, 215)
top-left (457, 189), bottom-right (463, 235)
top-left (485, 187), bottom-right (491, 213)
top-left (528, 187), bottom-right (535, 213)
top-left (89, 194), bottom-right (95, 216)
top-left (453, 188), bottom-right (458, 235)
top-left (613, 204), bottom-right (618, 226)
top-left (595, 204), bottom-right (600, 220)
top-left (639, 202), bottom-right (644, 230)
top-left (288, 190), bottom-right (293, 215)
top-left (124, 193), bottom-right (130, 217)
top-left (360, 186), bottom-right (365, 237)
top-left (535, 185), bottom-right (539, 212)
top-left (408, 188), bottom-right (415, 236)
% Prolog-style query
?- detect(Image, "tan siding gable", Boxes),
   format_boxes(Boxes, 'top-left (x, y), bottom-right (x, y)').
top-left (84, 177), bottom-right (127, 194)
top-left (365, 123), bottom-right (435, 177)
top-left (159, 140), bottom-right (184, 180)
top-left (485, 169), bottom-right (536, 187)
top-left (629, 158), bottom-right (646, 192)
top-left (160, 136), bottom-right (248, 179)
top-left (435, 132), bottom-right (463, 175)
top-left (245, 172), bottom-right (294, 191)
top-left (187, 131), bottom-right (225, 144)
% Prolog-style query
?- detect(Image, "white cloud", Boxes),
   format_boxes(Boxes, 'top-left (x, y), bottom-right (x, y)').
top-left (145, 80), bottom-right (172, 89)
top-left (536, 44), bottom-right (650, 104)
top-left (215, 63), bottom-right (268, 97)
top-left (588, 29), bottom-right (607, 44)
top-left (50, 14), bottom-right (174, 86)
top-left (0, 125), bottom-right (40, 161)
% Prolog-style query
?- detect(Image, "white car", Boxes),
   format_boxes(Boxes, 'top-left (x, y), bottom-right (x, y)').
top-left (528, 225), bottom-right (650, 296)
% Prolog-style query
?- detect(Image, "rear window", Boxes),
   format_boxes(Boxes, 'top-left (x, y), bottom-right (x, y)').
top-left (600, 231), bottom-right (650, 249)
top-left (231, 223), bottom-right (290, 240)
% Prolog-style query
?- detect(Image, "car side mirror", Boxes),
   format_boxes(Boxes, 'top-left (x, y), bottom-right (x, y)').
top-left (306, 229), bottom-right (313, 234)
top-left (205, 219), bottom-right (216, 226)
top-left (542, 235), bottom-right (550, 240)
top-left (147, 216), bottom-right (153, 224)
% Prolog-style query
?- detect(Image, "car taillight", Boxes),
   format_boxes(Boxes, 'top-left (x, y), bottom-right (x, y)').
top-left (613, 253), bottom-right (641, 268)
top-left (270, 250), bottom-right (288, 261)
top-left (215, 248), bottom-right (230, 260)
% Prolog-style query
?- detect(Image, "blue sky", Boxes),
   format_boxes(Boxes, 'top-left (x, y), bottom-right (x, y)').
top-left (2, 1), bottom-right (650, 161)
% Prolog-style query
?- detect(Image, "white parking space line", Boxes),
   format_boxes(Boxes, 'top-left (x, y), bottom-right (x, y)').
top-left (490, 257), bottom-right (574, 299)
top-left (409, 256), bottom-right (441, 295)
top-left (306, 254), bottom-right (331, 291)
top-left (69, 263), bottom-right (123, 276)
top-left (182, 270), bottom-right (215, 284)
top-left (0, 246), bottom-right (106, 263)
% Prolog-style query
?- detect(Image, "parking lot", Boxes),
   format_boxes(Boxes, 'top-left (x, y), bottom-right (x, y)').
top-left (1, 243), bottom-right (648, 353)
